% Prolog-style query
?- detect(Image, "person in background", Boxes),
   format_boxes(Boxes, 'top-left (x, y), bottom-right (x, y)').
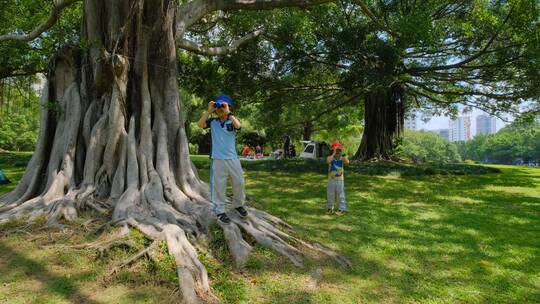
top-left (241, 145), bottom-right (252, 157)
top-left (290, 144), bottom-right (296, 157)
top-left (197, 94), bottom-right (248, 225)
top-left (326, 143), bottom-right (349, 215)
top-left (283, 134), bottom-right (291, 158)
top-left (255, 145), bottom-right (263, 158)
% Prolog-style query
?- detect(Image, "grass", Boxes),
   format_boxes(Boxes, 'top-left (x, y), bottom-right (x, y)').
top-left (1, 152), bottom-right (539, 303)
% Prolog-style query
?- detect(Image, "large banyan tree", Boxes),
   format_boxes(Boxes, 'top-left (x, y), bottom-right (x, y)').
top-left (0, 0), bottom-right (351, 303)
top-left (349, 0), bottom-right (540, 160)
top-left (338, 0), bottom-right (539, 159)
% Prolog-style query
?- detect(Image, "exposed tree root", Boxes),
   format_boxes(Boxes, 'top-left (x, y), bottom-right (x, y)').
top-left (2, 188), bottom-right (351, 303)
top-left (110, 241), bottom-right (158, 275)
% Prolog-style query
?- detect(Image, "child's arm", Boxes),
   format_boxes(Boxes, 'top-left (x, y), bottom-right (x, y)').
top-left (326, 149), bottom-right (336, 164)
top-left (342, 156), bottom-right (350, 165)
top-left (197, 101), bottom-right (215, 129)
top-left (223, 103), bottom-right (242, 129)
top-left (229, 114), bottom-right (242, 129)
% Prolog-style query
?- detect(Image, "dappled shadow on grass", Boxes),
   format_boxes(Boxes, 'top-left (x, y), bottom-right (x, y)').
top-left (239, 164), bottom-right (540, 303)
top-left (0, 241), bottom-right (102, 304)
top-left (0, 217), bottom-right (180, 304)
top-left (2, 153), bottom-right (538, 303)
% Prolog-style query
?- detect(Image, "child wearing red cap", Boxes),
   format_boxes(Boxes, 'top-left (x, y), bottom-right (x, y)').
top-left (326, 143), bottom-right (349, 214)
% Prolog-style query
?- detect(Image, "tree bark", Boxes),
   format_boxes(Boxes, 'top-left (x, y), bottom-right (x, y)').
top-left (0, 1), bottom-right (349, 302)
top-left (302, 122), bottom-right (313, 141)
top-left (354, 86), bottom-right (405, 160)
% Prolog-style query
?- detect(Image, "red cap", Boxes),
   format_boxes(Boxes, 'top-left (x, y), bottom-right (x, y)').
top-left (331, 143), bottom-right (343, 150)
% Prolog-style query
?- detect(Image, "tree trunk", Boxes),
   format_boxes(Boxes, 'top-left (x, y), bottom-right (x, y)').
top-left (354, 86), bottom-right (405, 160)
top-left (302, 122), bottom-right (313, 141)
top-left (0, 1), bottom-right (349, 302)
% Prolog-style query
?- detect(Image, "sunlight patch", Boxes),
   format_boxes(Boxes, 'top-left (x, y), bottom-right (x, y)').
top-left (440, 195), bottom-right (483, 204)
top-left (384, 171), bottom-right (402, 179)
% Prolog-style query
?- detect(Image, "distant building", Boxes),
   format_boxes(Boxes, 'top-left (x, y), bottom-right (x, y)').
top-left (449, 116), bottom-right (471, 142)
top-left (404, 117), bottom-right (417, 130)
top-left (476, 114), bottom-right (497, 136)
top-left (434, 129), bottom-right (450, 141)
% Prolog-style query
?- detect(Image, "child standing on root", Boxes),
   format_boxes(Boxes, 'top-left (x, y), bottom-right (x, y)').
top-left (197, 94), bottom-right (248, 225)
top-left (326, 143), bottom-right (349, 214)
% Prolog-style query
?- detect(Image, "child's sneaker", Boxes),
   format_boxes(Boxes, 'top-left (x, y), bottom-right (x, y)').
top-left (217, 213), bottom-right (231, 225)
top-left (326, 208), bottom-right (333, 214)
top-left (235, 206), bottom-right (248, 218)
top-left (335, 210), bottom-right (346, 216)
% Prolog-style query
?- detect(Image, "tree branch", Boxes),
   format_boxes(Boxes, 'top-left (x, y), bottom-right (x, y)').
top-left (406, 80), bottom-right (524, 100)
top-left (178, 29), bottom-right (264, 56)
top-left (176, 0), bottom-right (333, 51)
top-left (0, 0), bottom-right (79, 42)
top-left (405, 5), bottom-right (514, 73)
top-left (351, 0), bottom-right (398, 38)
top-left (283, 93), bottom-right (361, 128)
top-left (177, 0), bottom-right (218, 35)
top-left (176, 0), bottom-right (334, 35)
top-left (0, 69), bottom-right (45, 80)
top-left (216, 0), bottom-right (334, 11)
top-left (407, 87), bottom-right (518, 118)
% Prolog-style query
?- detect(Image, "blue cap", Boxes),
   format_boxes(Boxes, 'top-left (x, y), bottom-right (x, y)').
top-left (215, 94), bottom-right (233, 106)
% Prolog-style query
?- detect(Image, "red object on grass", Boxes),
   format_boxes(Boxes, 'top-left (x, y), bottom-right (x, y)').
top-left (241, 146), bottom-right (252, 156)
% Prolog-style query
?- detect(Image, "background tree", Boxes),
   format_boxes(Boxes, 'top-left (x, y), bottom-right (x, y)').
top-left (0, 0), bottom-right (81, 152)
top-left (0, 76), bottom-right (41, 151)
top-left (0, 1), bottom-right (350, 303)
top-left (347, 0), bottom-right (539, 159)
top-left (398, 130), bottom-right (461, 163)
top-left (457, 121), bottom-right (540, 164)
top-left (0, 0), bottom-right (81, 79)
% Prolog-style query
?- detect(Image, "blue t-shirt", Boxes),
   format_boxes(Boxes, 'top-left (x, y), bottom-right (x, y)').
top-left (205, 117), bottom-right (240, 159)
top-left (328, 159), bottom-right (344, 180)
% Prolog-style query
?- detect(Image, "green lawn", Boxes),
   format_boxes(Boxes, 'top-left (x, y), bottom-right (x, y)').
top-left (1, 152), bottom-right (539, 303)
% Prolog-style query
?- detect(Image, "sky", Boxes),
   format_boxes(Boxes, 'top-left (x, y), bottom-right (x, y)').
top-left (416, 108), bottom-right (507, 135)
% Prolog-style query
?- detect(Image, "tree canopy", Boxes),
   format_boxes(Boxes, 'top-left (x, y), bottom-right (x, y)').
top-left (177, 0), bottom-right (540, 159)
top-left (0, 0), bottom-right (81, 79)
top-left (1, 0), bottom-right (539, 159)
top-left (399, 130), bottom-right (461, 163)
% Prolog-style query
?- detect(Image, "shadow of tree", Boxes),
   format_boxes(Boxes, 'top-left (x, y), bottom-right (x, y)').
top-left (0, 241), bottom-right (102, 304)
top-left (240, 164), bottom-right (540, 303)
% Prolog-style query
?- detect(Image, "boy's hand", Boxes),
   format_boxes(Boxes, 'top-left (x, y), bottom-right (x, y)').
top-left (207, 101), bottom-right (216, 113)
top-left (222, 102), bottom-right (231, 115)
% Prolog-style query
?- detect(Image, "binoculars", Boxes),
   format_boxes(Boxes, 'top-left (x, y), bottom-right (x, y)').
top-left (214, 101), bottom-right (226, 108)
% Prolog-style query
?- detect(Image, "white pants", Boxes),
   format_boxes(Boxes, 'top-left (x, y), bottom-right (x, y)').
top-left (327, 180), bottom-right (346, 211)
top-left (210, 159), bottom-right (246, 214)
